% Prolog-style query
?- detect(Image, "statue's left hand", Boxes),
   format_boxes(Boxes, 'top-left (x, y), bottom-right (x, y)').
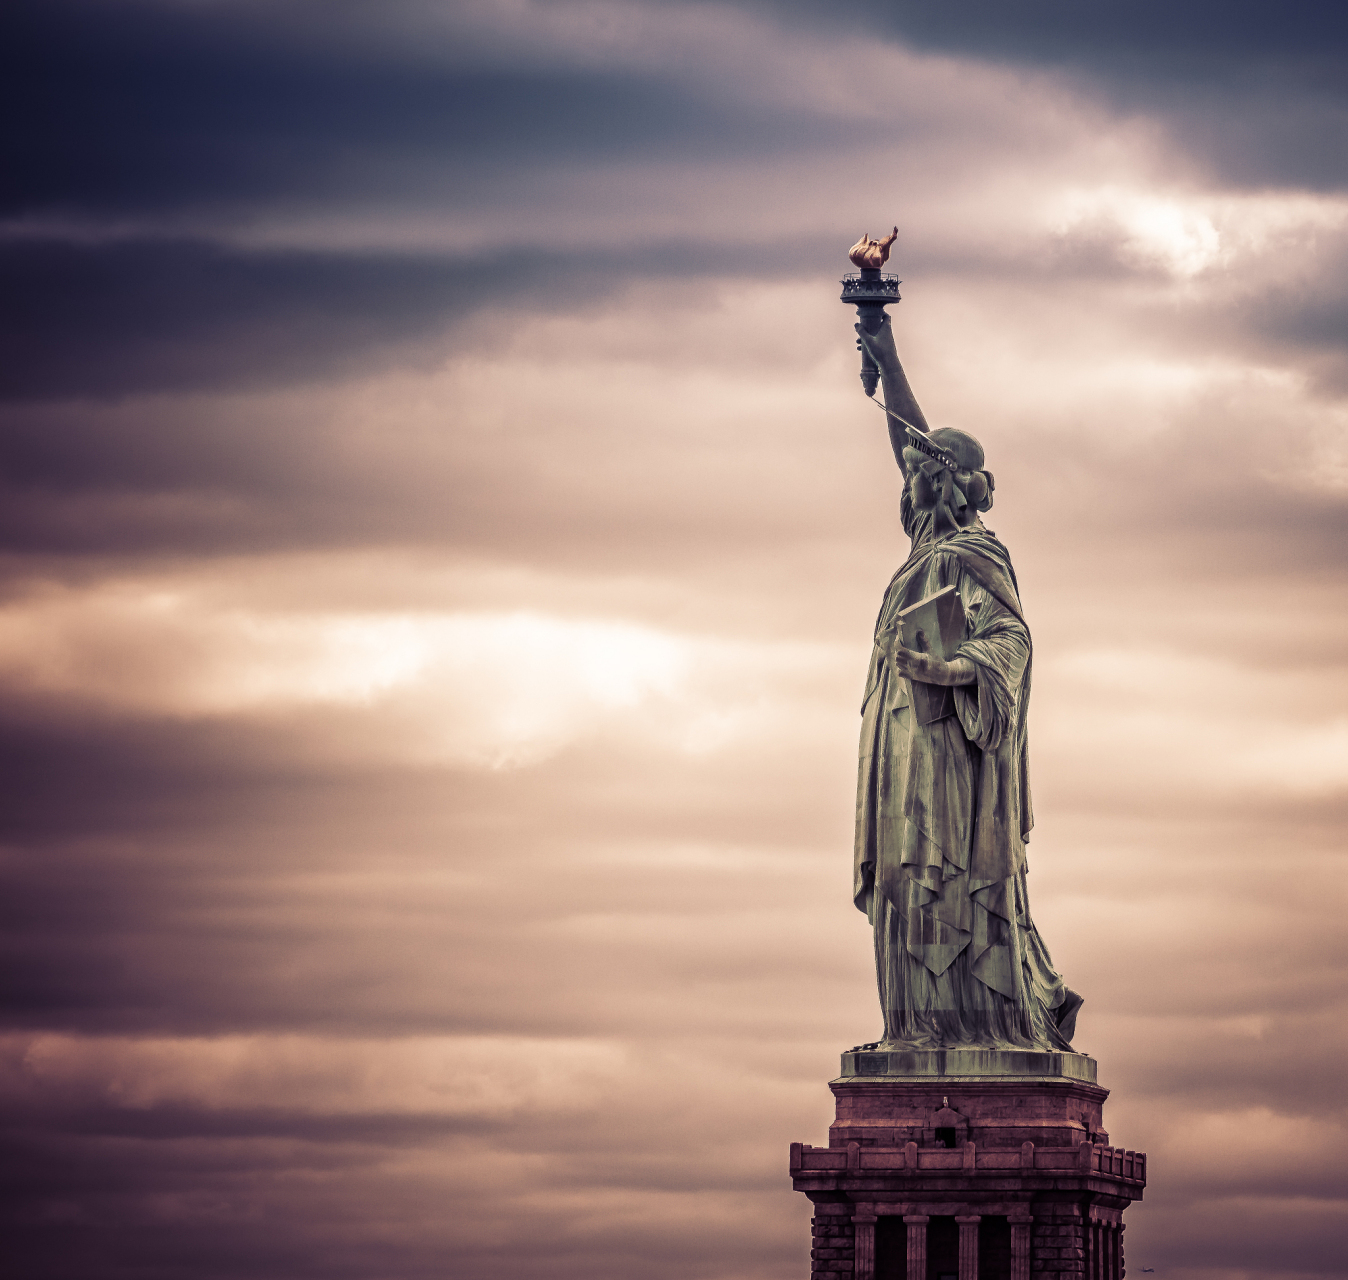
top-left (887, 640), bottom-right (975, 686)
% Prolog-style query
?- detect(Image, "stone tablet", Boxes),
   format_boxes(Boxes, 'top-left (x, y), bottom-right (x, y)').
top-left (896, 584), bottom-right (964, 725)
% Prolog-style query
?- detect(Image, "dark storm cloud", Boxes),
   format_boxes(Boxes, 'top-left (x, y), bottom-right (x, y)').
top-left (767, 0), bottom-right (1348, 63)
top-left (1244, 239), bottom-right (1348, 383)
top-left (0, 1112), bottom-right (803, 1280)
top-left (1152, 88), bottom-right (1348, 190)
top-left (8, 0), bottom-right (1345, 415)
top-left (0, 712), bottom-right (370, 1033)
top-left (0, 705), bottom-right (381, 840)
top-left (0, 693), bottom-right (847, 1038)
top-left (0, 234), bottom-right (847, 402)
top-left (0, 1121), bottom-right (460, 1280)
top-left (5, 309), bottom-right (1345, 579)
top-left (0, 0), bottom-right (863, 405)
top-left (2, 0), bottom-right (844, 220)
top-left (1083, 236), bottom-right (1348, 395)
top-left (0, 707), bottom-right (498, 1035)
top-left (1, 0), bottom-right (855, 401)
top-left (748, 0), bottom-right (1348, 188)
top-left (0, 238), bottom-right (586, 399)
top-left (0, 236), bottom-right (992, 404)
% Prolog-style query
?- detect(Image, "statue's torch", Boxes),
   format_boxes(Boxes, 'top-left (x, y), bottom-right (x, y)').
top-left (841, 227), bottom-right (900, 397)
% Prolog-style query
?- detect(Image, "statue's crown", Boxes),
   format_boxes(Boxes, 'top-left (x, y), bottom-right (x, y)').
top-left (904, 424), bottom-right (961, 471)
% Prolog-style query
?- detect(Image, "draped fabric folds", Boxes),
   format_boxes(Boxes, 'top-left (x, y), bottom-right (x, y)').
top-left (853, 500), bottom-right (1079, 1051)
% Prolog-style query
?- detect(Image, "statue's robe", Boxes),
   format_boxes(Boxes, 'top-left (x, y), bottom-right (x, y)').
top-left (854, 493), bottom-right (1078, 1050)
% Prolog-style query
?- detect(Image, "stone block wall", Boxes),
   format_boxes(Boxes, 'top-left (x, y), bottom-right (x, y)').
top-left (1031, 1205), bottom-right (1087, 1276)
top-left (811, 1203), bottom-right (855, 1279)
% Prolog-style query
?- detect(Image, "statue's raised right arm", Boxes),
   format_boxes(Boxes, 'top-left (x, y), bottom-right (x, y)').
top-left (857, 315), bottom-right (931, 480)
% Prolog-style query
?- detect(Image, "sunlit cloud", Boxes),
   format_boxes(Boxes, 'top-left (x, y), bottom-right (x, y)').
top-left (0, 578), bottom-right (854, 767)
top-left (1053, 187), bottom-right (1226, 277)
top-left (3, 1031), bottom-right (627, 1116)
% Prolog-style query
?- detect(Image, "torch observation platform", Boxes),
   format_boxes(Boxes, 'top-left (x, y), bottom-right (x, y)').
top-left (841, 271), bottom-right (902, 305)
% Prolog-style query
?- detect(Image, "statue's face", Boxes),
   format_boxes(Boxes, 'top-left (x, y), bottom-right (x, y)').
top-left (907, 457), bottom-right (984, 528)
top-left (910, 464), bottom-right (939, 510)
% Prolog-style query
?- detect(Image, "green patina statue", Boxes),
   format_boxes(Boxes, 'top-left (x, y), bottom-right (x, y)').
top-left (852, 312), bottom-right (1083, 1053)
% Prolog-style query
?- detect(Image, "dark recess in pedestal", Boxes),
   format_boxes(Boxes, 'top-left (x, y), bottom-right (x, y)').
top-left (978, 1216), bottom-right (1011, 1280)
top-left (927, 1216), bottom-right (958, 1280)
top-left (875, 1217), bottom-right (906, 1279)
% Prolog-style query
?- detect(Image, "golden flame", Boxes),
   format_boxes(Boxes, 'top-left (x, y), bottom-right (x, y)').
top-left (848, 226), bottom-right (898, 269)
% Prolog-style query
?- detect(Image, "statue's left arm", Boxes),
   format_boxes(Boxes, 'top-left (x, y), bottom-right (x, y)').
top-left (954, 587), bottom-right (1031, 754)
top-left (884, 641), bottom-right (976, 687)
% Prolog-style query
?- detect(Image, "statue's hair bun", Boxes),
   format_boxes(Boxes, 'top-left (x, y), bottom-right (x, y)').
top-left (960, 470), bottom-right (993, 512)
top-left (978, 470), bottom-right (995, 512)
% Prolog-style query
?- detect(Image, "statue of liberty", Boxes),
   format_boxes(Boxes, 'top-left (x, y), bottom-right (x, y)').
top-left (848, 233), bottom-right (1083, 1053)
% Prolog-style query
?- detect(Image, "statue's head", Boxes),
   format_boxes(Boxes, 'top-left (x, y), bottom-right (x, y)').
top-left (903, 427), bottom-right (995, 528)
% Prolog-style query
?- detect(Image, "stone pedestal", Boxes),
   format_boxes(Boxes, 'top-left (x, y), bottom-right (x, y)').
top-left (790, 1051), bottom-right (1145, 1279)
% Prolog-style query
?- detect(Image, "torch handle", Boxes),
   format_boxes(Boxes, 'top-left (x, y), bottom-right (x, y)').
top-left (855, 301), bottom-right (887, 398)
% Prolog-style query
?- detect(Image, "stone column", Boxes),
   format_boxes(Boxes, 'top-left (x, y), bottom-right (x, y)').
top-left (955, 1215), bottom-right (980, 1280)
top-left (904, 1214), bottom-right (929, 1280)
top-left (851, 1204), bottom-right (877, 1280)
top-left (1009, 1214), bottom-right (1033, 1280)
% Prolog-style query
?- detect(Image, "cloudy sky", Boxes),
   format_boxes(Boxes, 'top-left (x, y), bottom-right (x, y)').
top-left (2, 2), bottom-right (1347, 1277)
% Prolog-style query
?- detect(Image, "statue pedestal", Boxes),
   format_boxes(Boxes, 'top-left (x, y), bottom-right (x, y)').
top-left (790, 1052), bottom-right (1145, 1280)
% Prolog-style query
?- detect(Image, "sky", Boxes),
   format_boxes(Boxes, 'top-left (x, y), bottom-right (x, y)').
top-left (2, 2), bottom-right (1347, 1277)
